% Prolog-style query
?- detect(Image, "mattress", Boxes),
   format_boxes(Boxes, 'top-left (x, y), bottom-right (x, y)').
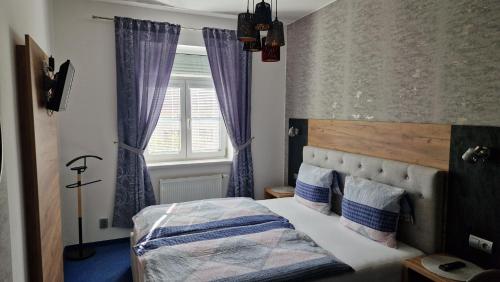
top-left (259, 197), bottom-right (423, 282)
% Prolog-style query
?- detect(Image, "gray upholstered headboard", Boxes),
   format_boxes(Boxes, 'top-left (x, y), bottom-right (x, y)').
top-left (303, 146), bottom-right (446, 254)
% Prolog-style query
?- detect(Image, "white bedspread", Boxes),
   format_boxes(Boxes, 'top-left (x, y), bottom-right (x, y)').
top-left (259, 198), bottom-right (423, 282)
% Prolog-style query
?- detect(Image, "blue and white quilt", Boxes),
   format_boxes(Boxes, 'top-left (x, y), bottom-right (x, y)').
top-left (133, 198), bottom-right (352, 282)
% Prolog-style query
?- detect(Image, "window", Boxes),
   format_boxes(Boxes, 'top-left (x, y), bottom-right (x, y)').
top-left (146, 46), bottom-right (228, 163)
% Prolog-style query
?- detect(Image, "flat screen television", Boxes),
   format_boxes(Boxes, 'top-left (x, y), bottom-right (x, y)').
top-left (47, 60), bottom-right (74, 112)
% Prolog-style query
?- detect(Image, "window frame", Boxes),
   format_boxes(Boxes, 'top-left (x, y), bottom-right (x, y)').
top-left (185, 78), bottom-right (227, 160)
top-left (144, 79), bottom-right (187, 163)
top-left (145, 77), bottom-right (228, 163)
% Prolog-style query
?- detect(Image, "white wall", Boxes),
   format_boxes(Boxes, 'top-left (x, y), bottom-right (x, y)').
top-left (251, 45), bottom-right (287, 200)
top-left (0, 0), bottom-right (54, 280)
top-left (53, 0), bottom-right (286, 245)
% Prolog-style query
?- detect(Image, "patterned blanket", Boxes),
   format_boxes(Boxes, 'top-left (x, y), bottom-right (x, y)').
top-left (133, 198), bottom-right (352, 282)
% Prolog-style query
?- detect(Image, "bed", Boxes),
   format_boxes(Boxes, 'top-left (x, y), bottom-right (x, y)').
top-left (261, 198), bottom-right (422, 282)
top-left (131, 146), bottom-right (446, 282)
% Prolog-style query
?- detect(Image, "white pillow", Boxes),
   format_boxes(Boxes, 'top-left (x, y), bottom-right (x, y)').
top-left (294, 163), bottom-right (334, 214)
top-left (340, 176), bottom-right (405, 248)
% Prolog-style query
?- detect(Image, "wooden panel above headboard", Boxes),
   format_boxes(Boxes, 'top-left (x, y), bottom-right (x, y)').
top-left (308, 119), bottom-right (451, 170)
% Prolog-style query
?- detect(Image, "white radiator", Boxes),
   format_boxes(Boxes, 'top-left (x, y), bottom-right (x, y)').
top-left (159, 174), bottom-right (228, 204)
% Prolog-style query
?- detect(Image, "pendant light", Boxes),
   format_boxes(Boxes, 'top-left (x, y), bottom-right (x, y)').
top-left (244, 0), bottom-right (262, 52)
top-left (265, 0), bottom-right (285, 47)
top-left (237, 0), bottom-right (256, 42)
top-left (244, 28), bottom-right (262, 52)
top-left (262, 37), bottom-right (280, 62)
top-left (254, 0), bottom-right (272, 31)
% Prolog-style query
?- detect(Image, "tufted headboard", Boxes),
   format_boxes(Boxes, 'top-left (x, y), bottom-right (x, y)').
top-left (303, 146), bottom-right (446, 254)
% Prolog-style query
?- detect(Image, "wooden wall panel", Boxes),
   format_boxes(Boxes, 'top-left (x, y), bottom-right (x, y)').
top-left (17, 35), bottom-right (64, 282)
top-left (308, 119), bottom-right (451, 170)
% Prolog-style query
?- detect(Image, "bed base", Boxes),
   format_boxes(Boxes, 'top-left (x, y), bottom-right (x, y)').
top-left (130, 232), bottom-right (143, 282)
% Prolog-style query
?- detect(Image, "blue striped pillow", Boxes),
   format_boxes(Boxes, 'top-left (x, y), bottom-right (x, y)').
top-left (340, 176), bottom-right (405, 248)
top-left (294, 163), bottom-right (334, 214)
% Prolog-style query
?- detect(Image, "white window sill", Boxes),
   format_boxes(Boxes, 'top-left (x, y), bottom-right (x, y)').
top-left (147, 158), bottom-right (233, 170)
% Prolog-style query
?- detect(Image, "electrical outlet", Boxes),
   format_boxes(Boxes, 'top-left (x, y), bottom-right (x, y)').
top-left (99, 218), bottom-right (108, 229)
top-left (469, 234), bottom-right (493, 254)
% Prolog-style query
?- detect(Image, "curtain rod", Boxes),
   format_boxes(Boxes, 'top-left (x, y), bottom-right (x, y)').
top-left (92, 15), bottom-right (203, 31)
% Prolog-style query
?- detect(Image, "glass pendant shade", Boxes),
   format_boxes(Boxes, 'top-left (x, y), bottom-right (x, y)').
top-left (237, 11), bottom-right (256, 42)
top-left (261, 37), bottom-right (280, 62)
top-left (243, 30), bottom-right (262, 52)
top-left (254, 0), bottom-right (272, 31)
top-left (265, 18), bottom-right (285, 47)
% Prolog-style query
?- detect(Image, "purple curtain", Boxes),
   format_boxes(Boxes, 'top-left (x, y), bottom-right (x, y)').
top-left (113, 17), bottom-right (180, 227)
top-left (202, 28), bottom-right (254, 198)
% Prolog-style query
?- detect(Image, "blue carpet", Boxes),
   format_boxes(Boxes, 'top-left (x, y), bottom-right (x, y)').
top-left (64, 238), bottom-right (132, 282)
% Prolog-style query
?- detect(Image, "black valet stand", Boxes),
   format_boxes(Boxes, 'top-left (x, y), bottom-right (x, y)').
top-left (64, 155), bottom-right (102, 260)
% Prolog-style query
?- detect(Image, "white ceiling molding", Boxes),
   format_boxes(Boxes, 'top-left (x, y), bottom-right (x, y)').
top-left (91, 0), bottom-right (338, 23)
top-left (287, 0), bottom-right (338, 24)
top-left (92, 0), bottom-right (238, 20)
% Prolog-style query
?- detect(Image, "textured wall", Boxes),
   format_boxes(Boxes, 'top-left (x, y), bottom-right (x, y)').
top-left (286, 0), bottom-right (500, 125)
top-left (0, 171), bottom-right (11, 282)
top-left (0, 122), bottom-right (10, 282)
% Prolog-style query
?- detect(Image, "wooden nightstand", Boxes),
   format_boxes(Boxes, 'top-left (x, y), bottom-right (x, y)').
top-left (264, 186), bottom-right (295, 199)
top-left (403, 256), bottom-right (455, 282)
top-left (403, 255), bottom-right (483, 282)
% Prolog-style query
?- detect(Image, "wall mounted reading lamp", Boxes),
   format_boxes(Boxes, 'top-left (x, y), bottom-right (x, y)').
top-left (462, 146), bottom-right (490, 164)
top-left (288, 126), bottom-right (300, 137)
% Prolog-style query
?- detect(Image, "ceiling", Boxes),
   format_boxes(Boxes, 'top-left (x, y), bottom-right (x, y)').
top-left (100, 0), bottom-right (337, 23)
